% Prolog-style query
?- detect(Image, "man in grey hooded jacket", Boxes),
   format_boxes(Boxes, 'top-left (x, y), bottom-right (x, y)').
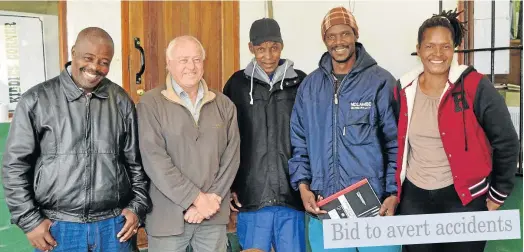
top-left (223, 18), bottom-right (307, 252)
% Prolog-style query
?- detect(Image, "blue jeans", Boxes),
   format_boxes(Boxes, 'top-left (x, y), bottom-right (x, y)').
top-left (237, 206), bottom-right (306, 252)
top-left (35, 215), bottom-right (132, 252)
top-left (308, 215), bottom-right (401, 252)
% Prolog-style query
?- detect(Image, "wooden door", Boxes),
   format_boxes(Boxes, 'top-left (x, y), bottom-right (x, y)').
top-left (122, 1), bottom-right (239, 103)
top-left (120, 1), bottom-right (240, 248)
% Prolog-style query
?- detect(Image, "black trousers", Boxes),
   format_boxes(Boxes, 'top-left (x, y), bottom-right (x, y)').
top-left (398, 179), bottom-right (487, 252)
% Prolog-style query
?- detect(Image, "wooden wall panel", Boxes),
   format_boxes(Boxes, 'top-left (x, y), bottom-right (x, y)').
top-left (457, 0), bottom-right (474, 65)
top-left (125, 0), bottom-right (146, 102)
top-left (457, 0), bottom-right (465, 65)
top-left (121, 1), bottom-right (130, 94)
top-left (144, 1), bottom-right (162, 91)
top-left (221, 1), bottom-right (240, 87)
top-left (123, 1), bottom-right (239, 103)
top-left (58, 1), bottom-right (67, 67)
top-left (192, 1), bottom-right (223, 91)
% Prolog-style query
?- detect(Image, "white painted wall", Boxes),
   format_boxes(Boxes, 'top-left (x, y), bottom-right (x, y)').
top-left (240, 0), bottom-right (458, 78)
top-left (64, 0), bottom-right (512, 85)
top-left (66, 0), bottom-right (122, 85)
top-left (41, 13), bottom-right (60, 78)
top-left (65, 0), bottom-right (459, 85)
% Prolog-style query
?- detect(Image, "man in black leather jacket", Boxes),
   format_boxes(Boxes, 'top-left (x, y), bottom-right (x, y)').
top-left (1, 27), bottom-right (151, 252)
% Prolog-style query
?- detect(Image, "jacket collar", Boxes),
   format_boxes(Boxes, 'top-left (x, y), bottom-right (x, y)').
top-left (161, 73), bottom-right (216, 105)
top-left (60, 62), bottom-right (110, 101)
top-left (318, 42), bottom-right (377, 78)
top-left (243, 59), bottom-right (298, 86)
top-left (399, 59), bottom-right (470, 88)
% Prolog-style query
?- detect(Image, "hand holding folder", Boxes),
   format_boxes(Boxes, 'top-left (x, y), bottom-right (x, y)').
top-left (316, 178), bottom-right (382, 220)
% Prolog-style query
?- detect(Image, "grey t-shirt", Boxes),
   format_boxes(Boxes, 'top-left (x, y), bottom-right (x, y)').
top-left (406, 78), bottom-right (454, 190)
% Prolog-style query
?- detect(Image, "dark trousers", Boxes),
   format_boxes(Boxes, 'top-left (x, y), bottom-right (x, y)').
top-left (398, 179), bottom-right (487, 252)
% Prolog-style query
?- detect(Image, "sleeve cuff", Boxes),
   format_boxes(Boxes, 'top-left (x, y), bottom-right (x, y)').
top-left (382, 191), bottom-right (398, 201)
top-left (383, 191), bottom-right (397, 197)
top-left (124, 205), bottom-right (146, 224)
top-left (179, 186), bottom-right (201, 210)
top-left (20, 210), bottom-right (44, 233)
top-left (298, 179), bottom-right (311, 186)
top-left (294, 179), bottom-right (311, 191)
top-left (488, 186), bottom-right (508, 205)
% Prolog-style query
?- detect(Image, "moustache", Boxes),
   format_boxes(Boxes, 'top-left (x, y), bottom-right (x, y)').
top-left (80, 67), bottom-right (104, 77)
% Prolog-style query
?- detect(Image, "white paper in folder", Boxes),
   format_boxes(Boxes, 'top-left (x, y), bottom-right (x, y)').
top-left (0, 102), bottom-right (8, 122)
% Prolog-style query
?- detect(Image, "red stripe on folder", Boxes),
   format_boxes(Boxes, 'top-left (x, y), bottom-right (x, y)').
top-left (317, 178), bottom-right (369, 207)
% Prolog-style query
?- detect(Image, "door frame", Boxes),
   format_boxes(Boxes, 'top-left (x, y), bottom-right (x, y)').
top-left (58, 1), bottom-right (68, 67)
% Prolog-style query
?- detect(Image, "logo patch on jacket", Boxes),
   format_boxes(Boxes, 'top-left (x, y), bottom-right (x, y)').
top-left (452, 92), bottom-right (470, 112)
top-left (350, 101), bottom-right (372, 110)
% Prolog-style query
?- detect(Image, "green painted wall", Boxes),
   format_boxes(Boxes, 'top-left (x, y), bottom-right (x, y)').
top-left (0, 1), bottom-right (58, 16)
top-left (499, 90), bottom-right (520, 107)
top-left (0, 123), bottom-right (33, 252)
top-left (0, 122), bottom-right (522, 251)
top-left (484, 178), bottom-right (523, 252)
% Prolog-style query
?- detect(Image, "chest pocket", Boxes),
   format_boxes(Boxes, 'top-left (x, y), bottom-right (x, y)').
top-left (344, 109), bottom-right (376, 145)
top-left (274, 89), bottom-right (297, 114)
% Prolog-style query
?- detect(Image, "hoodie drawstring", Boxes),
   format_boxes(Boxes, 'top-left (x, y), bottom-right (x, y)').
top-left (250, 60), bottom-right (290, 105)
top-left (249, 61), bottom-right (256, 105)
top-left (461, 75), bottom-right (468, 151)
top-left (279, 61), bottom-right (289, 91)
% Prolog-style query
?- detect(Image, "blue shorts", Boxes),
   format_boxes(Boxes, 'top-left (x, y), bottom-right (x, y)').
top-left (237, 206), bottom-right (306, 252)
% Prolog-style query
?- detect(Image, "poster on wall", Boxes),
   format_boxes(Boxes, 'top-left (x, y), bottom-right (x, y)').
top-left (0, 14), bottom-right (46, 112)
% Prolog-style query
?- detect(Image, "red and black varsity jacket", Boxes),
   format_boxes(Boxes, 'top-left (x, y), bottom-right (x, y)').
top-left (393, 63), bottom-right (519, 206)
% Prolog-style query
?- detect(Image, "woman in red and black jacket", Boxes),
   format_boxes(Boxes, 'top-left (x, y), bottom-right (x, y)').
top-left (393, 10), bottom-right (520, 252)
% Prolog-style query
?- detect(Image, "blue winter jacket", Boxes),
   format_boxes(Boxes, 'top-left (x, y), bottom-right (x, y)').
top-left (288, 43), bottom-right (398, 200)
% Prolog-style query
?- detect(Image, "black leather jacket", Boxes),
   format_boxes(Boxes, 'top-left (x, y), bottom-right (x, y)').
top-left (2, 64), bottom-right (151, 233)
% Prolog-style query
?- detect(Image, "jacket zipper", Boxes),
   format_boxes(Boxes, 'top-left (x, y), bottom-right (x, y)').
top-left (163, 94), bottom-right (212, 127)
top-left (177, 99), bottom-right (214, 142)
top-left (254, 77), bottom-right (281, 201)
top-left (84, 93), bottom-right (92, 221)
top-left (332, 74), bottom-right (349, 193)
top-left (194, 99), bottom-right (214, 127)
top-left (333, 78), bottom-right (341, 192)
